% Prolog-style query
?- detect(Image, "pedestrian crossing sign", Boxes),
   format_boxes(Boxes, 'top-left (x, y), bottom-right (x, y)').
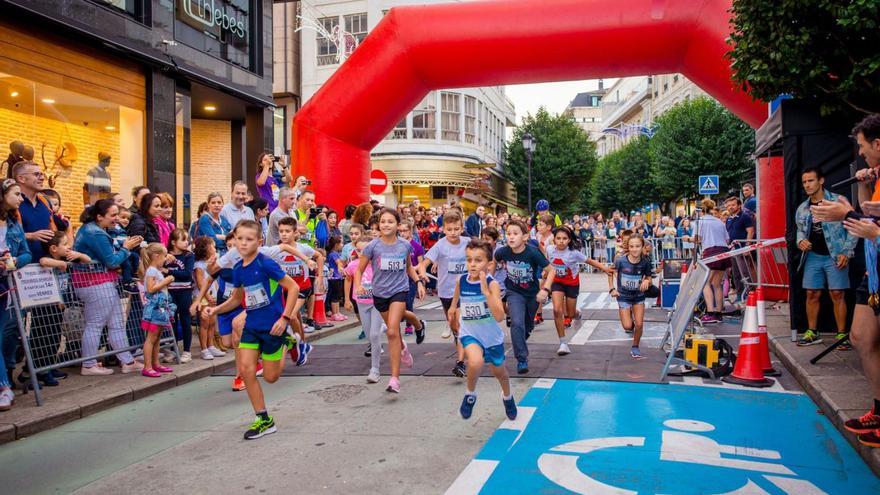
top-left (698, 175), bottom-right (719, 195)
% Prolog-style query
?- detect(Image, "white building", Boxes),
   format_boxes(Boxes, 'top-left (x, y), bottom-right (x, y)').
top-left (564, 80), bottom-right (606, 143)
top-left (300, 0), bottom-right (518, 213)
top-left (649, 73), bottom-right (709, 121)
top-left (594, 76), bottom-right (653, 157)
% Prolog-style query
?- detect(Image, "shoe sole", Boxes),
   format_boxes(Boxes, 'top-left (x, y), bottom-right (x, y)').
top-left (517, 368), bottom-right (529, 374)
top-left (367, 376), bottom-right (380, 384)
top-left (557, 351), bottom-right (570, 356)
top-left (845, 423), bottom-right (880, 434)
top-left (858, 434), bottom-right (880, 448)
top-left (452, 369), bottom-right (466, 378)
top-left (796, 340), bottom-right (823, 347)
top-left (386, 386), bottom-right (399, 393)
top-left (244, 425), bottom-right (277, 440)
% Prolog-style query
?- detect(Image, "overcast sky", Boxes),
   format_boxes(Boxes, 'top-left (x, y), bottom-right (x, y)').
top-left (505, 79), bottom-right (616, 124)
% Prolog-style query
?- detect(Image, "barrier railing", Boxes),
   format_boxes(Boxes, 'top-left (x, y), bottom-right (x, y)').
top-left (8, 263), bottom-right (180, 406)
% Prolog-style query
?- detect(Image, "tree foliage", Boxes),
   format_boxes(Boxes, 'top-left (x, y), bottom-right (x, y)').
top-left (649, 97), bottom-right (755, 202)
top-left (728, 0), bottom-right (880, 116)
top-left (584, 136), bottom-right (659, 215)
top-left (505, 108), bottom-right (597, 216)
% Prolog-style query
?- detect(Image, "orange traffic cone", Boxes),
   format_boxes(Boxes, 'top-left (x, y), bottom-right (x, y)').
top-left (722, 291), bottom-right (774, 387)
top-left (755, 287), bottom-right (781, 377)
top-left (313, 292), bottom-right (330, 326)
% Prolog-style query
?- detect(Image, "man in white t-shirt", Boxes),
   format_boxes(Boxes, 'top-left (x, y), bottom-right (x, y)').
top-left (220, 181), bottom-right (255, 229)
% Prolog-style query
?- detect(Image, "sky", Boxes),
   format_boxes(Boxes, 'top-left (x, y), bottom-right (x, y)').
top-left (504, 79), bottom-right (616, 124)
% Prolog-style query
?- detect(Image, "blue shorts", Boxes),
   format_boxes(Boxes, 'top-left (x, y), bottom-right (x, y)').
top-left (803, 252), bottom-right (849, 290)
top-left (217, 308), bottom-right (243, 336)
top-left (617, 297), bottom-right (645, 309)
top-left (460, 335), bottom-right (505, 367)
top-left (239, 327), bottom-right (286, 361)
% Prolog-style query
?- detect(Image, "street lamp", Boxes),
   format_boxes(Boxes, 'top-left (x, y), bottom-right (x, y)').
top-left (522, 132), bottom-right (537, 215)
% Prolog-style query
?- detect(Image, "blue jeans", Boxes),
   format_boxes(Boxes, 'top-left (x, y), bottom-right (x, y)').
top-left (405, 279), bottom-right (417, 313)
top-left (0, 295), bottom-right (13, 388)
top-left (507, 291), bottom-right (538, 363)
top-left (169, 289), bottom-right (193, 352)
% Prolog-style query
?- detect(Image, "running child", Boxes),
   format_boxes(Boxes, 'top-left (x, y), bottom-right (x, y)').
top-left (344, 235), bottom-right (384, 383)
top-left (450, 239), bottom-right (517, 421)
top-left (354, 208), bottom-right (426, 394)
top-left (278, 217), bottom-right (321, 360)
top-left (418, 210), bottom-right (469, 376)
top-left (204, 220), bottom-right (300, 440)
top-left (140, 243), bottom-right (176, 377)
top-left (325, 236), bottom-right (347, 321)
top-left (482, 226), bottom-right (509, 326)
top-left (609, 235), bottom-right (653, 359)
top-left (494, 219), bottom-right (555, 374)
top-left (547, 226), bottom-right (594, 355)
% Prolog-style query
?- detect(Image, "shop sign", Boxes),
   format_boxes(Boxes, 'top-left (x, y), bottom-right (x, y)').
top-left (179, 0), bottom-right (248, 39)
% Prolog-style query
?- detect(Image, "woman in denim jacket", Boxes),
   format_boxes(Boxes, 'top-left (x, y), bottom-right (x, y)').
top-left (0, 178), bottom-right (32, 410)
top-left (73, 199), bottom-right (145, 376)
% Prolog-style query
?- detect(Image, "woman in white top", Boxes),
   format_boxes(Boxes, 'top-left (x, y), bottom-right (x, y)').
top-left (695, 199), bottom-right (730, 324)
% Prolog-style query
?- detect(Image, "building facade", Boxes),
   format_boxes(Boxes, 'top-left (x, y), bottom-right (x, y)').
top-left (299, 0), bottom-right (518, 213)
top-left (0, 0), bottom-right (277, 226)
top-left (594, 76), bottom-right (653, 157)
top-left (564, 81), bottom-right (606, 143)
top-left (649, 73), bottom-right (708, 121)
top-left (272, 0), bottom-right (301, 159)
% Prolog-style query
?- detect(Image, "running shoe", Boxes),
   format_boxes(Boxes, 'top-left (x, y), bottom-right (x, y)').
top-left (207, 346), bottom-right (226, 357)
top-left (364, 344), bottom-right (372, 357)
top-left (452, 360), bottom-right (466, 378)
top-left (232, 376), bottom-right (246, 391)
top-left (506, 316), bottom-right (511, 328)
top-left (0, 389), bottom-right (13, 411)
top-left (401, 345), bottom-right (414, 369)
top-left (836, 332), bottom-right (852, 351)
top-left (858, 429), bottom-right (880, 448)
top-left (50, 369), bottom-right (68, 379)
top-left (557, 343), bottom-right (571, 356)
top-left (460, 394), bottom-right (477, 419)
top-left (386, 377), bottom-right (400, 393)
top-left (179, 352), bottom-right (192, 363)
top-left (366, 370), bottom-right (380, 384)
top-left (517, 360), bottom-right (529, 374)
top-left (415, 320), bottom-right (427, 345)
top-left (296, 342), bottom-right (313, 366)
top-left (200, 349), bottom-right (215, 360)
top-left (256, 361), bottom-right (264, 377)
top-left (503, 396), bottom-right (518, 420)
top-left (797, 329), bottom-right (823, 347)
top-left (304, 324), bottom-right (316, 334)
top-left (358, 330), bottom-right (366, 340)
top-left (630, 346), bottom-right (644, 359)
top-left (288, 343), bottom-right (300, 364)
top-left (243, 415), bottom-right (276, 440)
top-left (699, 314), bottom-right (719, 324)
top-left (534, 313), bottom-right (544, 324)
top-left (404, 325), bottom-right (414, 335)
top-left (564, 317), bottom-right (572, 329)
top-left (845, 409), bottom-right (880, 434)
top-left (441, 327), bottom-right (453, 339)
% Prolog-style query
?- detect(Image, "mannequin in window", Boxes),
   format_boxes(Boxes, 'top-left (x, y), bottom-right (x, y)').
top-left (83, 152), bottom-right (113, 207)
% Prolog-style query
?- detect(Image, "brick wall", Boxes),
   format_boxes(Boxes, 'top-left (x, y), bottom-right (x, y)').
top-left (189, 119), bottom-right (232, 224)
top-left (0, 107), bottom-right (122, 216)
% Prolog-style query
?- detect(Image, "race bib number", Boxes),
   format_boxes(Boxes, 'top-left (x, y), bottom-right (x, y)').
top-left (450, 257), bottom-right (467, 275)
top-left (359, 282), bottom-right (373, 300)
top-left (461, 297), bottom-right (489, 321)
top-left (554, 264), bottom-right (568, 278)
top-left (282, 260), bottom-right (304, 278)
top-left (621, 273), bottom-right (642, 291)
top-left (506, 262), bottom-right (531, 282)
top-left (222, 283), bottom-right (235, 300)
top-left (380, 255), bottom-right (405, 272)
top-left (244, 283), bottom-right (270, 309)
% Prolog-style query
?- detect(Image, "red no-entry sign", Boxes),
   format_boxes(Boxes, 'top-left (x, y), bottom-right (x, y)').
top-left (370, 169), bottom-right (388, 194)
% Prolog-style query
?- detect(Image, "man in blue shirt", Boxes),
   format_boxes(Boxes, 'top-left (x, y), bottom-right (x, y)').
top-left (742, 183), bottom-right (757, 215)
top-left (13, 161), bottom-right (63, 260)
top-left (724, 196), bottom-right (755, 245)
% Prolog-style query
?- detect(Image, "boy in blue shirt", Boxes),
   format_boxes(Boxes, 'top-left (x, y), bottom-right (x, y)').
top-left (205, 220), bottom-right (300, 440)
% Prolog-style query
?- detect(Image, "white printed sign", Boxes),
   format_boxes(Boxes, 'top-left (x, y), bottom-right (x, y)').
top-left (13, 264), bottom-right (62, 308)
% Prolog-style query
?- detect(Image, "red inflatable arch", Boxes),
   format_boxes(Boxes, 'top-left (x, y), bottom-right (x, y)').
top-left (292, 0), bottom-right (766, 211)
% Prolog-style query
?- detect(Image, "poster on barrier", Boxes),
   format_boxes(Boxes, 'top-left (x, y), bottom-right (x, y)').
top-left (13, 264), bottom-right (62, 308)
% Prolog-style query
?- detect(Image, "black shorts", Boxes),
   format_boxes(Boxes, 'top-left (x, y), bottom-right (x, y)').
top-left (856, 276), bottom-right (880, 315)
top-left (441, 297), bottom-right (455, 314)
top-left (551, 282), bottom-right (579, 299)
top-left (703, 246), bottom-right (732, 271)
top-left (327, 279), bottom-right (345, 304)
top-left (373, 291), bottom-right (408, 313)
top-left (298, 286), bottom-right (314, 300)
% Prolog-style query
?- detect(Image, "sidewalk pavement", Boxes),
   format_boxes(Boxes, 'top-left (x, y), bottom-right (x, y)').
top-left (0, 317), bottom-right (360, 445)
top-left (765, 304), bottom-right (880, 477)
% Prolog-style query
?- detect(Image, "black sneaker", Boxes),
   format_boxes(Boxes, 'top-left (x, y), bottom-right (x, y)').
top-left (517, 360), bottom-right (529, 374)
top-left (415, 319), bottom-right (426, 345)
top-left (797, 329), bottom-right (822, 347)
top-left (50, 369), bottom-right (68, 379)
top-left (506, 316), bottom-right (511, 328)
top-left (243, 415), bottom-right (276, 440)
top-left (364, 344), bottom-right (372, 357)
top-left (845, 409), bottom-right (880, 434)
top-left (835, 332), bottom-right (852, 351)
top-left (503, 395), bottom-right (518, 420)
top-left (452, 360), bottom-right (466, 378)
top-left (858, 429), bottom-right (880, 448)
top-left (460, 394), bottom-right (477, 419)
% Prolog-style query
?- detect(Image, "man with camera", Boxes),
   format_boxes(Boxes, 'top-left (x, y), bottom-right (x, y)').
top-left (295, 190), bottom-right (319, 247)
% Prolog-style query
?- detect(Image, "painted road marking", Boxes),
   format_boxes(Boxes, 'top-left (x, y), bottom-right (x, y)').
top-left (533, 378), bottom-right (557, 389)
top-left (569, 320), bottom-right (598, 345)
top-left (454, 380), bottom-right (879, 494)
top-left (586, 292), bottom-right (610, 309)
top-left (443, 459), bottom-right (499, 495)
top-left (421, 300), bottom-right (443, 309)
top-left (672, 374), bottom-right (799, 395)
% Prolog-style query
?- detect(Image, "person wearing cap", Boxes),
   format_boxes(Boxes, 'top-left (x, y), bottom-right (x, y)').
top-left (530, 199), bottom-right (562, 236)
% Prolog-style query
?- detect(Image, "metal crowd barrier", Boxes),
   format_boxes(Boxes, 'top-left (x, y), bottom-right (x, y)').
top-left (582, 236), bottom-right (700, 268)
top-left (8, 263), bottom-right (180, 406)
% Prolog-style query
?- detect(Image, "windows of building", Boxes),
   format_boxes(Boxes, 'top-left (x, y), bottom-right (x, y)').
top-left (344, 13), bottom-right (368, 44)
top-left (98, 0), bottom-right (147, 21)
top-left (272, 106), bottom-right (286, 154)
top-left (464, 96), bottom-right (477, 144)
top-left (316, 16), bottom-right (339, 66)
top-left (591, 95), bottom-right (600, 107)
top-left (412, 92), bottom-right (436, 139)
top-left (390, 118), bottom-right (407, 139)
top-left (440, 92), bottom-right (460, 142)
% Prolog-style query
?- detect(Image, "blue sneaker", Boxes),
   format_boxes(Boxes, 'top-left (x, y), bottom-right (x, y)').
top-left (503, 396), bottom-right (517, 420)
top-left (517, 360), bottom-right (529, 374)
top-left (296, 342), bottom-right (313, 366)
top-left (630, 346), bottom-right (644, 359)
top-left (460, 394), bottom-right (477, 419)
top-left (358, 330), bottom-right (366, 340)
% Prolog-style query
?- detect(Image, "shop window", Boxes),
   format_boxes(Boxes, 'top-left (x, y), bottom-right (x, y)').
top-left (464, 96), bottom-right (477, 145)
top-left (441, 92), bottom-right (460, 142)
top-left (0, 73), bottom-right (145, 220)
top-left (412, 92), bottom-right (436, 140)
top-left (317, 16), bottom-right (340, 66)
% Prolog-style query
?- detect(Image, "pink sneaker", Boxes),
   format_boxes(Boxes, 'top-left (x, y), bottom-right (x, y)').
top-left (386, 377), bottom-right (400, 393)
top-left (153, 365), bottom-right (173, 373)
top-left (401, 345), bottom-right (414, 369)
top-left (404, 325), bottom-right (414, 335)
top-left (330, 314), bottom-right (346, 322)
top-left (142, 369), bottom-right (161, 378)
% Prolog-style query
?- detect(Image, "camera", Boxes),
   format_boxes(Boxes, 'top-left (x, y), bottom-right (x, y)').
top-left (308, 207), bottom-right (318, 219)
top-left (272, 155), bottom-right (282, 163)
top-left (303, 179), bottom-right (312, 186)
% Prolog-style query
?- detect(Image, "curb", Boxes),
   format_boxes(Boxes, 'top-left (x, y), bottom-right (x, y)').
top-left (769, 336), bottom-right (880, 477)
top-left (0, 319), bottom-right (361, 445)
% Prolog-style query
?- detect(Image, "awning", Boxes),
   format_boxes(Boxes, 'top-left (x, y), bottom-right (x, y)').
top-left (753, 107), bottom-right (782, 157)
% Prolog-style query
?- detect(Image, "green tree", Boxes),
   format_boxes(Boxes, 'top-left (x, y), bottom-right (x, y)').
top-left (506, 107), bottom-right (598, 216)
top-left (586, 154), bottom-right (623, 214)
top-left (728, 0), bottom-right (880, 117)
top-left (614, 136), bottom-right (658, 212)
top-left (650, 97), bottom-right (755, 202)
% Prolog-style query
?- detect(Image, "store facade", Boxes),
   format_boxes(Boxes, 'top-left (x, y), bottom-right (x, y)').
top-left (0, 0), bottom-right (276, 225)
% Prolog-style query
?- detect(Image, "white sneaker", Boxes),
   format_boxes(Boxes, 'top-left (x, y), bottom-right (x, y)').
top-left (557, 343), bottom-right (571, 356)
top-left (366, 370), bottom-right (380, 383)
top-left (180, 352), bottom-right (192, 363)
top-left (82, 364), bottom-right (114, 376)
top-left (0, 389), bottom-right (12, 411)
top-left (200, 349), bottom-right (214, 360)
top-left (121, 361), bottom-right (144, 374)
top-left (304, 325), bottom-right (316, 334)
top-left (207, 346), bottom-right (226, 357)
top-left (441, 327), bottom-right (452, 339)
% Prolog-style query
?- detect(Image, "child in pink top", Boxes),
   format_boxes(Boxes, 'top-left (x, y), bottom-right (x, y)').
top-left (344, 238), bottom-right (382, 384)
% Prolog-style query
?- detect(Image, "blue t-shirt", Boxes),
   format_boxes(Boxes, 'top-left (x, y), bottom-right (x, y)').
top-left (726, 211), bottom-right (754, 243)
top-left (614, 255), bottom-right (653, 300)
top-left (232, 253), bottom-right (286, 331)
top-left (494, 244), bottom-right (548, 296)
top-left (327, 251), bottom-right (343, 280)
